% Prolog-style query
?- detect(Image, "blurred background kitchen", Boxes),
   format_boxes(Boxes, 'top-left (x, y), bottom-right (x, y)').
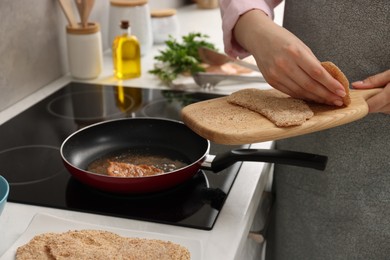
top-left (0, 0), bottom-right (283, 112)
top-left (0, 0), bottom-right (189, 112)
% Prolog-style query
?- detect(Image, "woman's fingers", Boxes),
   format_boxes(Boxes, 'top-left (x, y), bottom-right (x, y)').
top-left (352, 70), bottom-right (390, 113)
top-left (267, 75), bottom-right (326, 104)
top-left (297, 55), bottom-right (347, 97)
top-left (352, 69), bottom-right (390, 89)
top-left (263, 55), bottom-right (345, 106)
top-left (365, 83), bottom-right (390, 113)
top-left (254, 37), bottom-right (346, 105)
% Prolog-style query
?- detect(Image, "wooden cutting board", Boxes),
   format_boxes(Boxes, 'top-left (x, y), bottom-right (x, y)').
top-left (181, 88), bottom-right (381, 145)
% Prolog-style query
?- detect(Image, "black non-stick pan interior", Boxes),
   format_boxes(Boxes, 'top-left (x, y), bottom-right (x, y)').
top-left (61, 118), bottom-right (210, 170)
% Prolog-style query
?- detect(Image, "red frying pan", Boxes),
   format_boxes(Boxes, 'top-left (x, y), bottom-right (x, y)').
top-left (60, 118), bottom-right (327, 194)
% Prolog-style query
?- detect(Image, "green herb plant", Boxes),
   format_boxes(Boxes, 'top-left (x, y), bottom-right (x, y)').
top-left (149, 32), bottom-right (217, 83)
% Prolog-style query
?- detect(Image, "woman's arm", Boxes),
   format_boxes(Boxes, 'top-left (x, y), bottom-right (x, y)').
top-left (220, 1), bottom-right (348, 106)
top-left (220, 0), bottom-right (281, 58)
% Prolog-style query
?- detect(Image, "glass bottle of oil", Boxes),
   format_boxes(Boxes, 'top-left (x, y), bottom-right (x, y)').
top-left (112, 20), bottom-right (141, 79)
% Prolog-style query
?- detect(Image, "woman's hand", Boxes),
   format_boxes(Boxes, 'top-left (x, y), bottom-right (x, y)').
top-left (233, 10), bottom-right (347, 106)
top-left (352, 70), bottom-right (390, 114)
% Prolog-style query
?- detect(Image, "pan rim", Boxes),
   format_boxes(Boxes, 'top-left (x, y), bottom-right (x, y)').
top-left (60, 117), bottom-right (211, 179)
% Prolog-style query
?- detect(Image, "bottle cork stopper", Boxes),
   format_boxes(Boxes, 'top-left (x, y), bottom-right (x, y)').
top-left (120, 20), bottom-right (130, 29)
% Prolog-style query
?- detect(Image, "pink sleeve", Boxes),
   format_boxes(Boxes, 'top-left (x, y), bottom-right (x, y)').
top-left (220, 0), bottom-right (282, 58)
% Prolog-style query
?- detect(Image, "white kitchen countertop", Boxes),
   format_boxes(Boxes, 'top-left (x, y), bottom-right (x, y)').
top-left (0, 5), bottom-right (277, 259)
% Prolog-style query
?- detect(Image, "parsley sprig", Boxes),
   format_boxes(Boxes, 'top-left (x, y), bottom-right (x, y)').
top-left (149, 33), bottom-right (217, 83)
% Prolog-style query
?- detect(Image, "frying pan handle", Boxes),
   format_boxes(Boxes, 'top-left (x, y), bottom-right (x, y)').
top-left (210, 149), bottom-right (328, 172)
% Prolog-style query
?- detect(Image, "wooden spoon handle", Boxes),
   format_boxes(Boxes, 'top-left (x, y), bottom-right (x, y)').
top-left (83, 0), bottom-right (95, 27)
top-left (74, 0), bottom-right (84, 26)
top-left (58, 0), bottom-right (78, 28)
top-left (75, 0), bottom-right (94, 28)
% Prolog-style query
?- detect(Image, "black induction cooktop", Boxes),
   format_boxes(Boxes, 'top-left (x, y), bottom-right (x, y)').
top-left (0, 82), bottom-right (247, 230)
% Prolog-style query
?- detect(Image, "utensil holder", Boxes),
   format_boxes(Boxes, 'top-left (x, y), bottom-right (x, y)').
top-left (66, 23), bottom-right (103, 79)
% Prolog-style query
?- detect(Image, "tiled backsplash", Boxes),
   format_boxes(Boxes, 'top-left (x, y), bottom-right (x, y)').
top-left (0, 0), bottom-right (188, 112)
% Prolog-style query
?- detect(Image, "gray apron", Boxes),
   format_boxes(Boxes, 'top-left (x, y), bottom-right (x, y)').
top-left (266, 1), bottom-right (390, 259)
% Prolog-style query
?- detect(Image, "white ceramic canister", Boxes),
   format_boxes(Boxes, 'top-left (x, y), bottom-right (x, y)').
top-left (66, 23), bottom-right (103, 79)
top-left (109, 0), bottom-right (153, 56)
top-left (151, 9), bottom-right (179, 44)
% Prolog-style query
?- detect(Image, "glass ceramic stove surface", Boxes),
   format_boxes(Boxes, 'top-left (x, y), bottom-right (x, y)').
top-left (0, 82), bottom-right (247, 230)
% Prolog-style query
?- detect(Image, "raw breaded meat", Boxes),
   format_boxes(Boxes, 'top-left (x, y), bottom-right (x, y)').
top-left (227, 88), bottom-right (314, 127)
top-left (321, 61), bottom-right (351, 106)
